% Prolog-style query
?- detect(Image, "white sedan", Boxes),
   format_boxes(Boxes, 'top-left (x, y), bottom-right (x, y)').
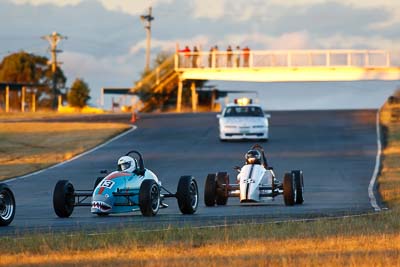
top-left (218, 104), bottom-right (269, 141)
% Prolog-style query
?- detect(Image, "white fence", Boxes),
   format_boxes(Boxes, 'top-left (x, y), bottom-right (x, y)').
top-left (175, 50), bottom-right (393, 69)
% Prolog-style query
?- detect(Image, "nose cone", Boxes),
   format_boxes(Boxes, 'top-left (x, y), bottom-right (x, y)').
top-left (91, 194), bottom-right (113, 214)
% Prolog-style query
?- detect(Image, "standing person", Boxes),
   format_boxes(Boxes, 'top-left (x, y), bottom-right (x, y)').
top-left (214, 45), bottom-right (219, 68)
top-left (235, 46), bottom-right (241, 67)
top-left (178, 45), bottom-right (191, 68)
top-left (208, 46), bottom-right (214, 68)
top-left (243, 46), bottom-right (250, 67)
top-left (183, 45), bottom-right (191, 67)
top-left (226, 45), bottom-right (233, 67)
top-left (192, 46), bottom-right (199, 68)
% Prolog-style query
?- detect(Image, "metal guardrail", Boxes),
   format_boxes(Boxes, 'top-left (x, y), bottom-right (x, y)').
top-left (175, 50), bottom-right (393, 69)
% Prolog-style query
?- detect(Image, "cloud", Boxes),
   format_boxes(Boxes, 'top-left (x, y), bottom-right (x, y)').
top-left (10, 0), bottom-right (175, 16)
top-left (8, 0), bottom-right (400, 33)
top-left (191, 0), bottom-right (225, 20)
top-left (222, 32), bottom-right (311, 50)
top-left (10, 0), bottom-right (81, 6)
top-left (129, 35), bottom-right (210, 55)
top-left (99, 0), bottom-right (174, 16)
top-left (189, 0), bottom-right (400, 30)
top-left (61, 51), bottom-right (134, 85)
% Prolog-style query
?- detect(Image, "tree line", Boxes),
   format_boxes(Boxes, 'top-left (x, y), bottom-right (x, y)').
top-left (0, 51), bottom-right (90, 111)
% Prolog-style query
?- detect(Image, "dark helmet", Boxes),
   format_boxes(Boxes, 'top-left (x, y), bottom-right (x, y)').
top-left (245, 150), bottom-right (262, 164)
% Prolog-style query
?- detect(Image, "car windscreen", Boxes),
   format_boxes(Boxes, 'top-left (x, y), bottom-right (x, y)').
top-left (223, 106), bottom-right (264, 117)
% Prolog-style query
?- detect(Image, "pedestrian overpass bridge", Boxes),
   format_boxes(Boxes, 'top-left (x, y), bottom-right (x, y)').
top-left (104, 49), bottom-right (400, 112)
top-left (176, 49), bottom-right (400, 82)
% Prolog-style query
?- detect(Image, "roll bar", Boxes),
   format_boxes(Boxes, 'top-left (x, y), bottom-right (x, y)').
top-left (125, 150), bottom-right (145, 175)
top-left (251, 144), bottom-right (269, 168)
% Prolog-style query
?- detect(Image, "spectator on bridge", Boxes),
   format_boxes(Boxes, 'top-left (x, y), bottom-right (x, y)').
top-left (192, 46), bottom-right (199, 68)
top-left (235, 46), bottom-right (241, 67)
top-left (243, 46), bottom-right (250, 67)
top-left (183, 46), bottom-right (191, 67)
top-left (214, 45), bottom-right (219, 68)
top-left (226, 45), bottom-right (233, 67)
top-left (178, 46), bottom-right (191, 68)
top-left (208, 46), bottom-right (214, 68)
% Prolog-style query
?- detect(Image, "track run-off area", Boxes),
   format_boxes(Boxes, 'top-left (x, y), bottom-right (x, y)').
top-left (1, 110), bottom-right (380, 235)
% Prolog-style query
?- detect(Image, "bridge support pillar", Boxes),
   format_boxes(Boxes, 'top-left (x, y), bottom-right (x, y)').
top-left (176, 76), bottom-right (183, 112)
top-left (21, 86), bottom-right (26, 112)
top-left (191, 81), bottom-right (197, 112)
top-left (5, 85), bottom-right (9, 113)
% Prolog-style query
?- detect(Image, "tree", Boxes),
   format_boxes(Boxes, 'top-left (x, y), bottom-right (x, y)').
top-left (0, 51), bottom-right (66, 108)
top-left (67, 78), bottom-right (91, 108)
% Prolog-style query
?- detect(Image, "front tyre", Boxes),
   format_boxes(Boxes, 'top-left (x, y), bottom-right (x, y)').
top-left (204, 174), bottom-right (217, 206)
top-left (176, 176), bottom-right (198, 214)
top-left (139, 180), bottom-right (160, 216)
top-left (292, 170), bottom-right (304, 204)
top-left (216, 172), bottom-right (229, 205)
top-left (53, 180), bottom-right (75, 218)
top-left (283, 173), bottom-right (295, 206)
top-left (0, 183), bottom-right (16, 226)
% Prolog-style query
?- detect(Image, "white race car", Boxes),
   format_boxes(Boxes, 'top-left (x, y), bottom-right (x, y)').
top-left (217, 98), bottom-right (269, 141)
top-left (204, 144), bottom-right (304, 206)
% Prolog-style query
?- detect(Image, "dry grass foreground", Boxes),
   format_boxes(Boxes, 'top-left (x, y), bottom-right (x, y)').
top-left (0, 122), bottom-right (130, 180)
top-left (1, 234), bottom-right (400, 267)
top-left (1, 106), bottom-right (400, 266)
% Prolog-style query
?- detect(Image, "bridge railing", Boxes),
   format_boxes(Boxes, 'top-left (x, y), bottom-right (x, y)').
top-left (175, 50), bottom-right (393, 69)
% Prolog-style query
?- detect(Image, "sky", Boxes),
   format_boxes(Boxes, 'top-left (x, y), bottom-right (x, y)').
top-left (1, 0), bottom-right (400, 109)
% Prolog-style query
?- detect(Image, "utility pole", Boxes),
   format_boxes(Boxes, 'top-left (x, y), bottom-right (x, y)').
top-left (41, 31), bottom-right (67, 110)
top-left (140, 6), bottom-right (154, 72)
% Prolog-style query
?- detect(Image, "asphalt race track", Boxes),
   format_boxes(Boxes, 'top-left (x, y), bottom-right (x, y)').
top-left (1, 110), bottom-right (379, 235)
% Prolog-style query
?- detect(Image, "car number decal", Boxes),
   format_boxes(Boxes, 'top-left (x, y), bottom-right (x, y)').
top-left (243, 178), bottom-right (255, 184)
top-left (100, 180), bottom-right (115, 189)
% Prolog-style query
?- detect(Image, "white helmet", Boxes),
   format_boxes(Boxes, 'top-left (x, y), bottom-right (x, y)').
top-left (117, 156), bottom-right (137, 173)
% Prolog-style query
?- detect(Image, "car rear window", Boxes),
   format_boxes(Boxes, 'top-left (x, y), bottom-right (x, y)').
top-left (224, 106), bottom-right (264, 117)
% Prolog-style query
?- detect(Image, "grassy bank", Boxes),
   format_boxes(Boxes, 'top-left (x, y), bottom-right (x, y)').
top-left (0, 122), bottom-right (130, 180)
top-left (0, 210), bottom-right (399, 266)
top-left (379, 102), bottom-right (400, 208)
top-left (0, 111), bottom-right (107, 120)
top-left (1, 106), bottom-right (400, 266)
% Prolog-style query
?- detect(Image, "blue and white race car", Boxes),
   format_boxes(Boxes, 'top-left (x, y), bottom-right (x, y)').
top-left (53, 150), bottom-right (199, 217)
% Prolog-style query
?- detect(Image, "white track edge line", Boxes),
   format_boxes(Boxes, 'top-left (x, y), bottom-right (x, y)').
top-left (368, 108), bottom-right (382, 211)
top-left (4, 125), bottom-right (137, 183)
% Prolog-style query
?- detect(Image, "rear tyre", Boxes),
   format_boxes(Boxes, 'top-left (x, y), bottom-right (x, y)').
top-left (176, 176), bottom-right (199, 214)
top-left (0, 183), bottom-right (16, 226)
top-left (53, 180), bottom-right (75, 218)
top-left (292, 170), bottom-right (304, 204)
top-left (139, 179), bottom-right (160, 216)
top-left (283, 173), bottom-right (295, 206)
top-left (216, 172), bottom-right (229, 205)
top-left (204, 174), bottom-right (217, 206)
